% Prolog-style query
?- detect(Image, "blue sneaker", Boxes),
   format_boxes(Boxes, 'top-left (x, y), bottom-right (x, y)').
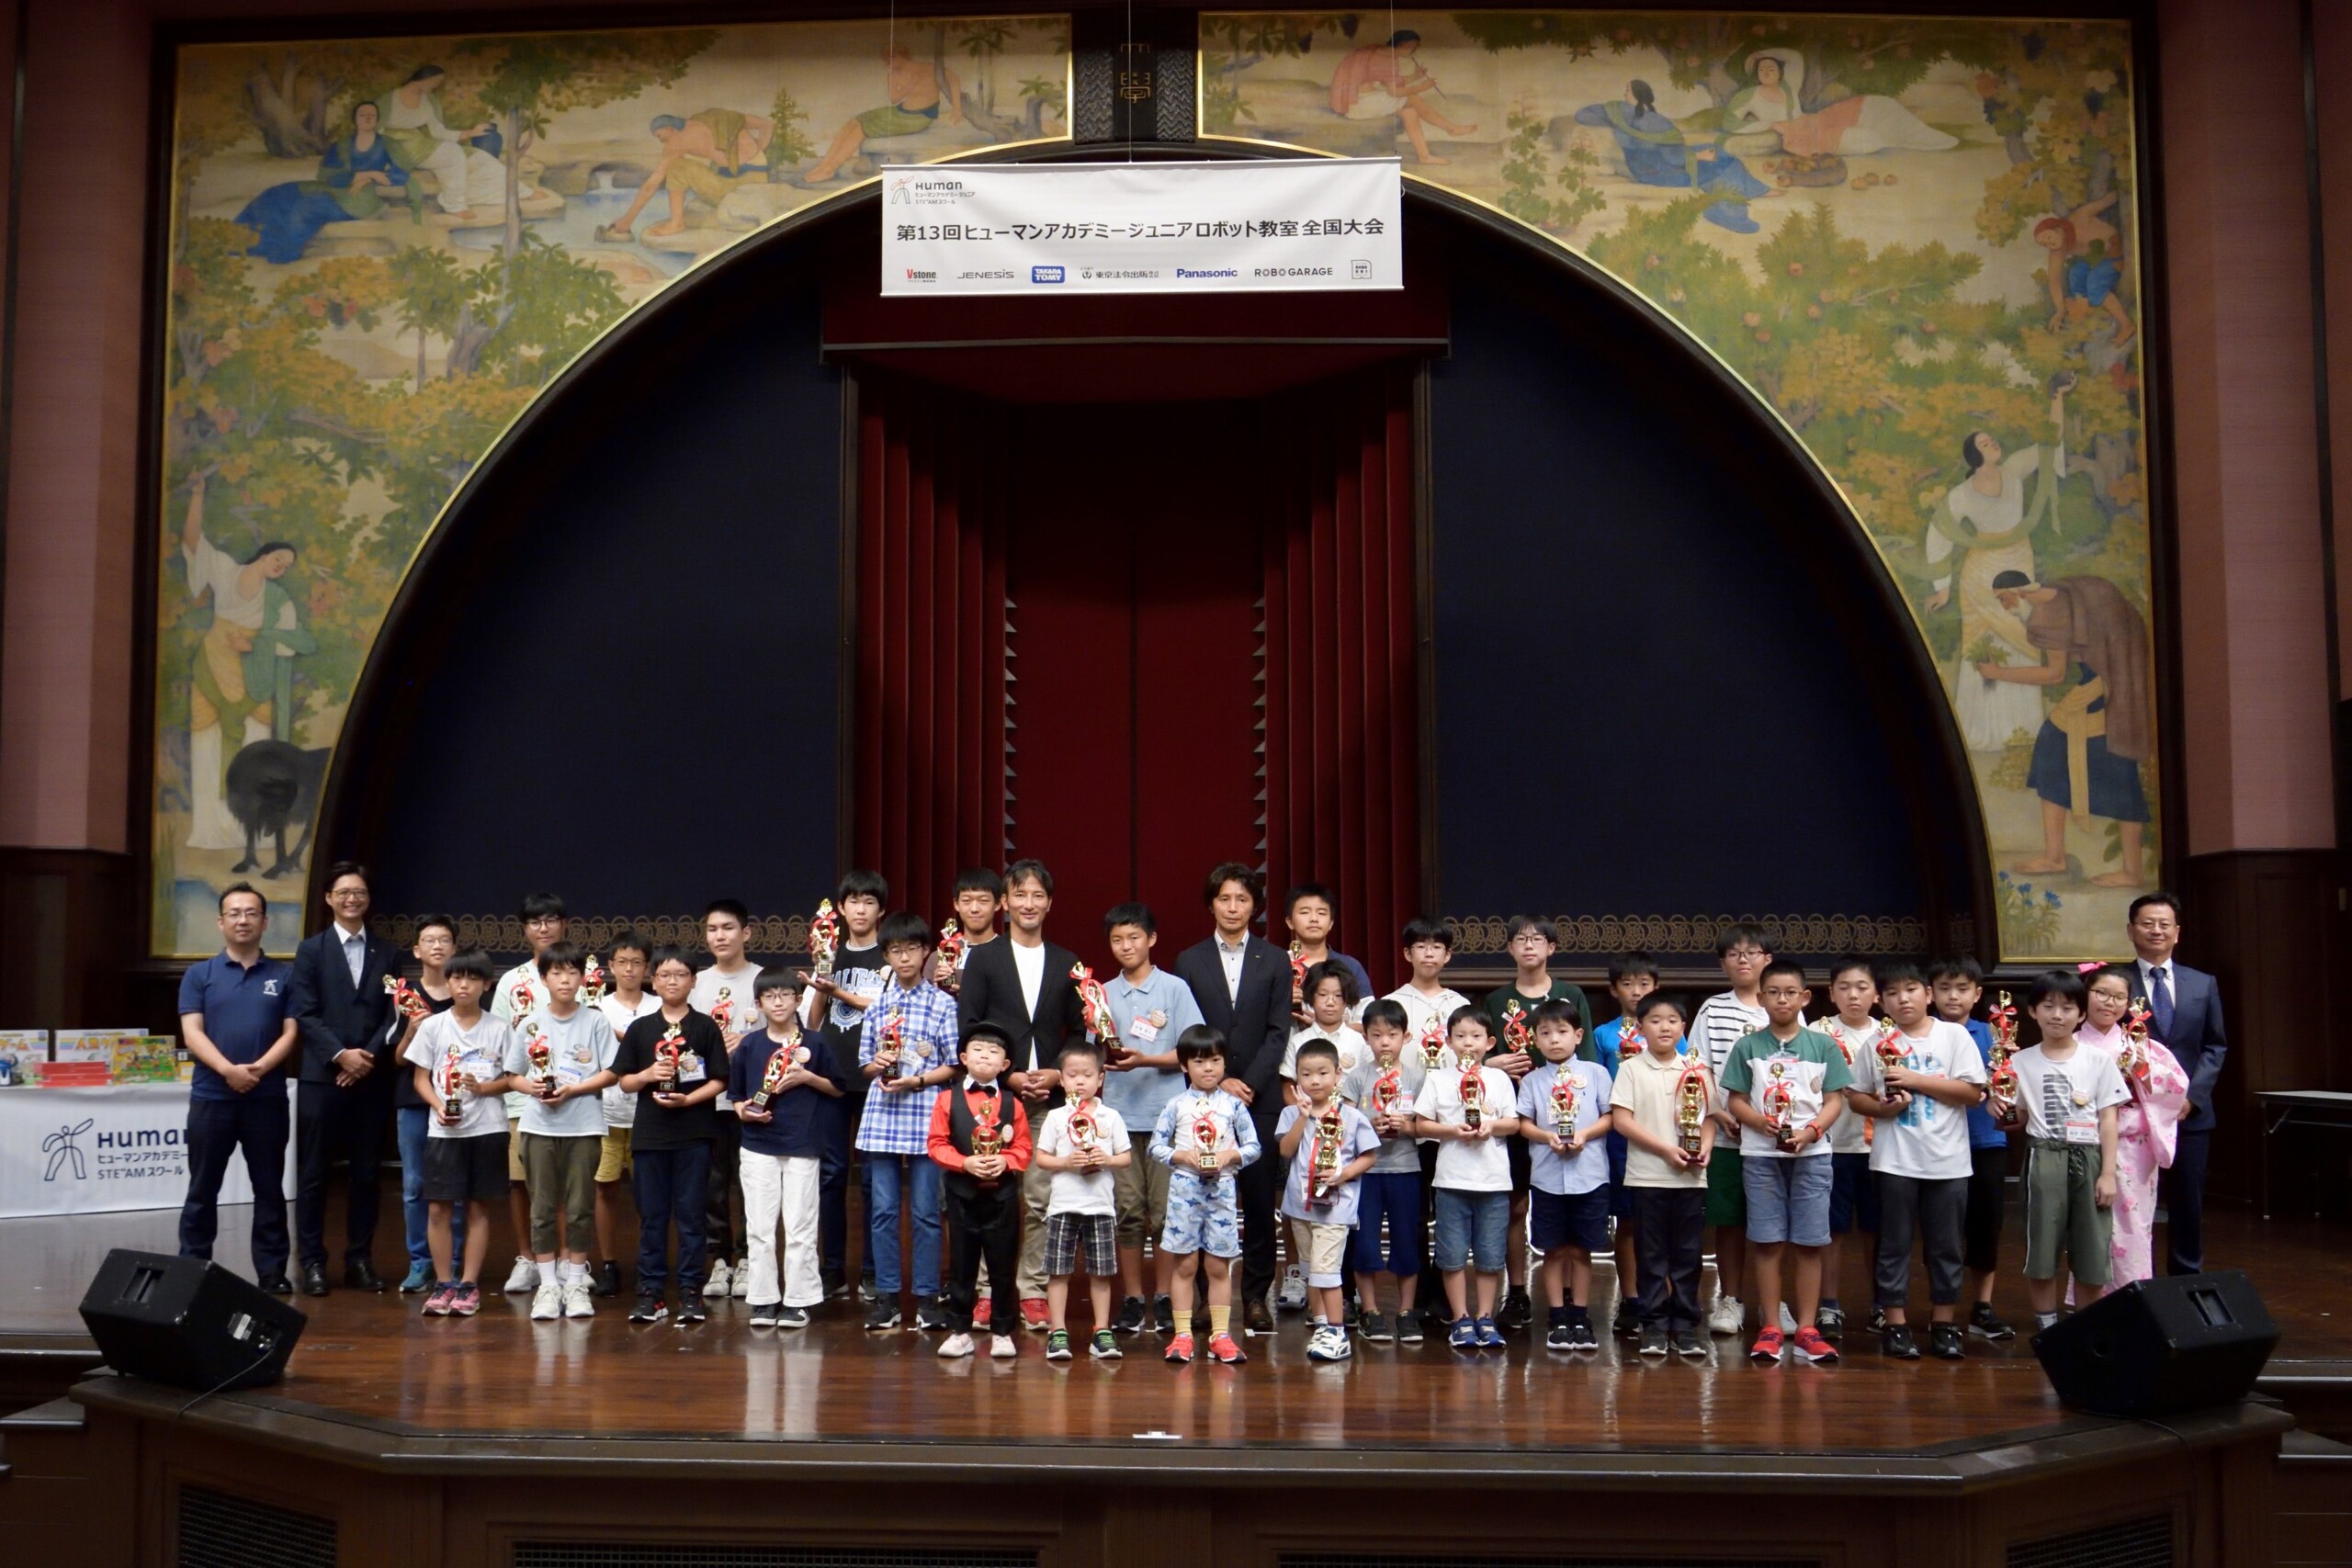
top-left (1476, 1316), bottom-right (1505, 1349)
top-left (1448, 1316), bottom-right (1478, 1349)
top-left (399, 1261), bottom-right (434, 1294)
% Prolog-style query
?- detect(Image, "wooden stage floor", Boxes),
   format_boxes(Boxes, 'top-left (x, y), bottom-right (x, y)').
top-left (6, 1201), bottom-right (2344, 1460)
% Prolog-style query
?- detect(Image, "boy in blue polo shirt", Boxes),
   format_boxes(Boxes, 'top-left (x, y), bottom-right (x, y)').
top-left (177, 882), bottom-right (300, 1292)
top-left (1517, 998), bottom-right (1613, 1351)
top-left (731, 969), bottom-right (847, 1327)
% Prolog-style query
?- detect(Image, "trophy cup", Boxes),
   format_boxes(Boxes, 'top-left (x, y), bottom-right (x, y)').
top-left (970, 1101), bottom-right (1005, 1170)
top-left (1418, 1021), bottom-right (1447, 1070)
top-left (437, 1038), bottom-right (466, 1121)
top-left (1308, 1099), bottom-right (1344, 1203)
top-left (1372, 1063), bottom-right (1404, 1122)
top-left (1763, 1066), bottom-right (1800, 1151)
top-left (878, 1010), bottom-right (918, 1082)
top-left (1620, 1022), bottom-right (1646, 1062)
top-left (510, 978), bottom-right (537, 1021)
top-left (384, 975), bottom-right (431, 1025)
top-left (523, 1023), bottom-right (557, 1099)
top-left (1550, 1069), bottom-right (1580, 1141)
top-left (1070, 962), bottom-right (1122, 1056)
top-left (1501, 1000), bottom-right (1532, 1063)
top-left (747, 1043), bottom-right (795, 1112)
top-left (581, 953), bottom-right (608, 1007)
top-left (1673, 1062), bottom-right (1709, 1159)
top-left (710, 988), bottom-right (736, 1040)
top-left (938, 920), bottom-right (967, 972)
top-left (2120, 1000), bottom-right (2154, 1087)
top-left (1191, 1098), bottom-right (1224, 1185)
top-left (654, 1025), bottom-right (684, 1098)
top-left (808, 899), bottom-right (841, 982)
top-left (1069, 1095), bottom-right (1101, 1156)
top-left (1986, 990), bottom-right (2021, 1118)
top-left (1287, 940), bottom-right (1309, 1008)
top-left (1459, 1066), bottom-right (1487, 1134)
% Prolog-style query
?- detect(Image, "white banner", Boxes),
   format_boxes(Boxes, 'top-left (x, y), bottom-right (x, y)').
top-left (0, 1083), bottom-right (293, 1219)
top-left (881, 158), bottom-right (1402, 296)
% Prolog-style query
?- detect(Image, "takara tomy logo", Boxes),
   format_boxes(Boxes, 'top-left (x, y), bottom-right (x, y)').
top-left (1031, 265), bottom-right (1065, 284)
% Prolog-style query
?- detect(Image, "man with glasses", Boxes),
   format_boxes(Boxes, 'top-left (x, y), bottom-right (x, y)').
top-left (286, 862), bottom-right (402, 1294)
top-left (179, 883), bottom-right (300, 1292)
top-left (2126, 893), bottom-right (2228, 1274)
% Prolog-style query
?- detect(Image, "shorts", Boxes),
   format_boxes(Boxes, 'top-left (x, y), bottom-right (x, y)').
top-left (596, 1125), bottom-right (634, 1184)
top-left (1113, 1150), bottom-right (1171, 1250)
top-left (1828, 1150), bottom-right (1879, 1235)
top-left (1530, 1187), bottom-right (1610, 1255)
top-left (1351, 1168), bottom-right (1422, 1277)
top-left (2023, 1142), bottom-right (2112, 1285)
top-left (1704, 1144), bottom-right (1746, 1227)
top-left (1159, 1174), bottom-right (1241, 1258)
top-left (1286, 1216), bottom-right (1349, 1288)
top-left (1045, 1211), bottom-right (1117, 1277)
top-left (1433, 1187), bottom-right (1510, 1274)
top-left (1741, 1154), bottom-right (1833, 1247)
top-left (424, 1131), bottom-right (510, 1204)
top-left (507, 1116), bottom-right (527, 1183)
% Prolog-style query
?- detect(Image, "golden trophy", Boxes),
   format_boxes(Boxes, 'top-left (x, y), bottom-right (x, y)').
top-left (1190, 1098), bottom-right (1224, 1185)
top-left (1550, 1069), bottom-right (1580, 1140)
top-left (1070, 962), bottom-right (1122, 1055)
top-left (1287, 940), bottom-right (1309, 1008)
top-left (808, 899), bottom-right (841, 982)
top-left (436, 1038), bottom-right (466, 1121)
top-left (523, 1023), bottom-right (557, 1099)
top-left (747, 1044), bottom-right (795, 1112)
top-left (1673, 1062), bottom-right (1709, 1159)
top-left (581, 953), bottom-right (608, 1007)
top-left (1459, 1066), bottom-right (1487, 1134)
top-left (384, 975), bottom-right (431, 1024)
top-left (1763, 1066), bottom-right (1800, 1151)
top-left (1308, 1099), bottom-right (1344, 1203)
top-left (1418, 1021), bottom-right (1447, 1070)
top-left (1986, 989), bottom-right (2021, 1118)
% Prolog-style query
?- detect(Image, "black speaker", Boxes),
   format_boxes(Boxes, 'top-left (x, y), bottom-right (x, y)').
top-left (78, 1249), bottom-right (306, 1393)
top-left (2031, 1269), bottom-right (2278, 1417)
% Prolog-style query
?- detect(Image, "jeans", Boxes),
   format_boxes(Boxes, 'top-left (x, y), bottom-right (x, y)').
top-left (181, 1092), bottom-right (290, 1279)
top-left (397, 1105), bottom-right (466, 1271)
top-left (1432, 1187), bottom-right (1510, 1274)
top-left (865, 1152), bottom-right (944, 1297)
top-left (295, 1076), bottom-right (390, 1269)
top-left (1351, 1169), bottom-right (1423, 1277)
top-left (633, 1141), bottom-right (713, 1297)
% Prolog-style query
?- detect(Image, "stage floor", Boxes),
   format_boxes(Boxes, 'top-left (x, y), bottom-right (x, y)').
top-left (7, 1201), bottom-right (2345, 1461)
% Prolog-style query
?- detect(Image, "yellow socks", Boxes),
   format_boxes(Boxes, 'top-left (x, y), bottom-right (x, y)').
top-left (1209, 1305), bottom-right (1231, 1337)
top-left (1172, 1310), bottom-right (1193, 1336)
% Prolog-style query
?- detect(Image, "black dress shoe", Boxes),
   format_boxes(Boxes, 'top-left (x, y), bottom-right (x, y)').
top-left (1243, 1299), bottom-right (1276, 1337)
top-left (300, 1263), bottom-right (331, 1297)
top-left (344, 1259), bottom-right (385, 1292)
top-left (256, 1272), bottom-right (293, 1296)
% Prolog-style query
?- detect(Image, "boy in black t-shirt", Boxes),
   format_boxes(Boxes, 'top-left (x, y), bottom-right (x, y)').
top-left (614, 945), bottom-right (728, 1325)
top-left (803, 869), bottom-right (889, 1299)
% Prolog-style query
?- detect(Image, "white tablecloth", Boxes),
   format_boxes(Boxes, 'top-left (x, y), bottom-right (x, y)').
top-left (0, 1083), bottom-right (295, 1219)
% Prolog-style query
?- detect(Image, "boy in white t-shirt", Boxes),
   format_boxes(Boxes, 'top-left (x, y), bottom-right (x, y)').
top-left (1381, 918), bottom-right (1473, 1056)
top-left (403, 951), bottom-right (514, 1319)
top-left (1844, 961), bottom-right (1989, 1362)
top-left (2006, 969), bottom-right (2126, 1331)
top-left (1515, 998), bottom-right (1613, 1352)
top-left (1611, 994), bottom-right (1715, 1359)
top-left (1281, 963), bottom-right (1370, 1096)
top-left (591, 935), bottom-right (659, 1297)
top-left (932, 867), bottom-right (1002, 995)
top-left (503, 943), bottom-right (619, 1323)
top-left (1275, 1039), bottom-right (1379, 1361)
top-left (1032, 1042), bottom-right (1133, 1362)
top-left (690, 899), bottom-right (765, 1301)
top-left (491, 891), bottom-right (569, 1296)
top-left (1812, 957), bottom-right (1882, 1342)
top-left (1413, 1007), bottom-right (1521, 1351)
top-left (1686, 922), bottom-right (1779, 1337)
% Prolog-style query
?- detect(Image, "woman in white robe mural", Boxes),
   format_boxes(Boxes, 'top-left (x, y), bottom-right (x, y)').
top-left (1925, 375), bottom-right (2074, 753)
top-left (179, 472), bottom-right (311, 852)
top-left (1722, 50), bottom-right (1958, 156)
top-left (379, 65), bottom-right (510, 220)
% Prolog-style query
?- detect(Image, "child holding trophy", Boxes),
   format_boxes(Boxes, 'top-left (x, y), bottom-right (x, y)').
top-left (1610, 992), bottom-right (1713, 1359)
top-left (1032, 1039), bottom-right (1134, 1361)
top-left (613, 947), bottom-right (729, 1325)
top-left (501, 943), bottom-right (619, 1323)
top-left (927, 1021), bottom-right (1034, 1360)
top-left (729, 970), bottom-right (847, 1328)
top-left (1340, 999), bottom-right (1429, 1344)
top-left (1274, 1039), bottom-right (1379, 1361)
top-left (402, 951), bottom-right (514, 1318)
top-left (1411, 1008), bottom-right (1521, 1351)
top-left (2003, 968), bottom-right (2127, 1330)
top-left (1515, 999), bottom-right (1613, 1351)
top-left (1149, 1027), bottom-right (1261, 1366)
top-left (854, 912), bottom-right (961, 1334)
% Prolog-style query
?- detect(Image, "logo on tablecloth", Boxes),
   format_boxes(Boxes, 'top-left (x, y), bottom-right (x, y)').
top-left (43, 1119), bottom-right (92, 1180)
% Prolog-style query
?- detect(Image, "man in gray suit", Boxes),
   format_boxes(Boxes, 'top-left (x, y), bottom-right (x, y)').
top-left (2127, 892), bottom-right (2227, 1275)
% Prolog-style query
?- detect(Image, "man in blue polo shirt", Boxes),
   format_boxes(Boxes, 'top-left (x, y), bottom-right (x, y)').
top-left (178, 882), bottom-right (300, 1292)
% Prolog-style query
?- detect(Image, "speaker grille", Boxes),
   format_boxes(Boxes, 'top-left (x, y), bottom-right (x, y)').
top-left (514, 1551), bottom-right (1037, 1568)
top-left (177, 1484), bottom-right (335, 1568)
top-left (1278, 1555), bottom-right (1809, 1568)
top-left (2007, 1516), bottom-right (2173, 1568)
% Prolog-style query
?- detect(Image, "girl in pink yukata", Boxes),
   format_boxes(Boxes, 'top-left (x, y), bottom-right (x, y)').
top-left (2075, 964), bottom-right (2188, 1287)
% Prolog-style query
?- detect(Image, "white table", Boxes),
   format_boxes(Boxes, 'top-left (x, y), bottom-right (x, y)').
top-left (0, 1083), bottom-right (295, 1219)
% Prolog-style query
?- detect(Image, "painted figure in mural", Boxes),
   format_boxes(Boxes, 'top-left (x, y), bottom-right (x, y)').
top-left (803, 47), bottom-right (965, 184)
top-left (379, 65), bottom-right (510, 220)
top-left (2035, 192), bottom-right (2136, 351)
top-left (232, 101), bottom-right (408, 265)
top-left (1980, 572), bottom-right (2154, 889)
top-left (1328, 30), bottom-right (1477, 166)
top-left (179, 471), bottom-right (315, 853)
top-left (1925, 374), bottom-right (2075, 754)
top-left (1721, 50), bottom-right (1958, 156)
top-left (594, 111), bottom-right (777, 242)
top-left (1574, 80), bottom-right (1774, 234)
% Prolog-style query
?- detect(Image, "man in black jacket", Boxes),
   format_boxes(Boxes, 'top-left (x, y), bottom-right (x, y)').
top-left (955, 858), bottom-right (1080, 1328)
top-left (1170, 862), bottom-right (1292, 1336)
top-left (285, 861), bottom-right (401, 1294)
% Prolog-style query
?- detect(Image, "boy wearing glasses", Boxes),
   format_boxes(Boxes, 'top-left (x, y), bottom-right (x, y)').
top-left (492, 892), bottom-right (571, 1297)
top-left (1687, 923), bottom-right (1779, 1337)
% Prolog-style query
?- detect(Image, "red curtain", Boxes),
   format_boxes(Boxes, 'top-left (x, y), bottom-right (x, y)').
top-left (1261, 367), bottom-right (1424, 994)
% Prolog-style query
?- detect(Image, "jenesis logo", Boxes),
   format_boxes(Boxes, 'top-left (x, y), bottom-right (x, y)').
top-left (1031, 265), bottom-right (1064, 284)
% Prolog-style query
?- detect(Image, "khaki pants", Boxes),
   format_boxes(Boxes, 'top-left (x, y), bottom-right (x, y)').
top-left (521, 1133), bottom-right (599, 1256)
top-left (1114, 1151), bottom-right (1172, 1251)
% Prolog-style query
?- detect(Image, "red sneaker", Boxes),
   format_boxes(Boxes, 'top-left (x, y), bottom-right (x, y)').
top-left (1747, 1326), bottom-right (1784, 1363)
top-left (1020, 1297), bottom-right (1051, 1332)
top-left (1164, 1332), bottom-right (1194, 1364)
top-left (1206, 1332), bottom-right (1248, 1365)
top-left (1791, 1325), bottom-right (1840, 1364)
top-left (972, 1299), bottom-right (993, 1329)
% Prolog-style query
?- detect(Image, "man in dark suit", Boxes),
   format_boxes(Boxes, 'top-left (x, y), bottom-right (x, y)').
top-left (2128, 891), bottom-right (2228, 1275)
top-left (1171, 862), bottom-right (1292, 1337)
top-left (285, 861), bottom-right (401, 1294)
top-left (956, 858), bottom-right (1080, 1329)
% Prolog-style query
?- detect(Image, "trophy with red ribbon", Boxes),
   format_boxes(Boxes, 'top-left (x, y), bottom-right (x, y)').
top-left (878, 1010), bottom-right (917, 1081)
top-left (1191, 1097), bottom-right (1225, 1185)
top-left (510, 977), bottom-right (537, 1021)
top-left (749, 1042), bottom-right (805, 1112)
top-left (1287, 940), bottom-right (1309, 1008)
top-left (2120, 999), bottom-right (2154, 1086)
top-left (654, 1023), bottom-right (684, 1098)
top-left (1986, 989), bottom-right (2021, 1117)
top-left (436, 1036), bottom-right (467, 1121)
top-left (1459, 1066), bottom-right (1487, 1134)
top-left (808, 899), bottom-right (840, 982)
top-left (1550, 1068), bottom-right (1581, 1141)
top-left (709, 987), bottom-right (737, 1040)
top-left (1619, 1021), bottom-right (1646, 1062)
top-left (581, 953), bottom-right (608, 1007)
top-left (970, 1100), bottom-right (1004, 1164)
top-left (1762, 1065), bottom-right (1800, 1150)
top-left (1418, 1020), bottom-right (1447, 1070)
top-left (1308, 1097), bottom-right (1345, 1203)
top-left (1501, 999), bottom-right (1532, 1064)
top-left (1069, 1095), bottom-right (1102, 1156)
top-left (1371, 1061), bottom-right (1405, 1122)
top-left (1673, 1061), bottom-right (1710, 1159)
top-left (937, 920), bottom-right (967, 973)
top-left (384, 975), bottom-right (431, 1025)
top-left (523, 1021), bottom-right (556, 1099)
top-left (1070, 962), bottom-right (1122, 1058)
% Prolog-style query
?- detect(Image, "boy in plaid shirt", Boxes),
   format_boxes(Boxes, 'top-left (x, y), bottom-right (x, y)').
top-left (856, 911), bottom-right (961, 1332)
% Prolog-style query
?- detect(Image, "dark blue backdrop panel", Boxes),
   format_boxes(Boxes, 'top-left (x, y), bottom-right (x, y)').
top-left (1430, 283), bottom-right (1928, 957)
top-left (363, 292), bottom-right (840, 930)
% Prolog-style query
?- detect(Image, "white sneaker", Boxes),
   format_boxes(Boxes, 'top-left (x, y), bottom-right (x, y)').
top-left (563, 1280), bottom-right (594, 1319)
top-left (730, 1259), bottom-right (750, 1298)
top-left (530, 1278), bottom-right (561, 1321)
top-left (1778, 1303), bottom-right (1799, 1334)
top-left (938, 1332), bottom-right (975, 1359)
top-left (1709, 1294), bottom-right (1746, 1337)
top-left (504, 1255), bottom-right (538, 1294)
top-left (1277, 1263), bottom-right (1308, 1312)
top-left (703, 1260), bottom-right (732, 1299)
top-left (989, 1334), bottom-right (1019, 1359)
top-left (1306, 1325), bottom-right (1345, 1361)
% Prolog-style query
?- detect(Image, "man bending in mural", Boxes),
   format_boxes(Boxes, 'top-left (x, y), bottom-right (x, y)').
top-left (594, 110), bottom-right (776, 242)
top-left (1329, 30), bottom-right (1476, 166)
top-left (1978, 572), bottom-right (2154, 890)
top-left (2034, 193), bottom-right (2136, 352)
top-left (802, 47), bottom-right (964, 185)
top-left (1574, 81), bottom-right (1774, 234)
top-left (179, 471), bottom-right (314, 853)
